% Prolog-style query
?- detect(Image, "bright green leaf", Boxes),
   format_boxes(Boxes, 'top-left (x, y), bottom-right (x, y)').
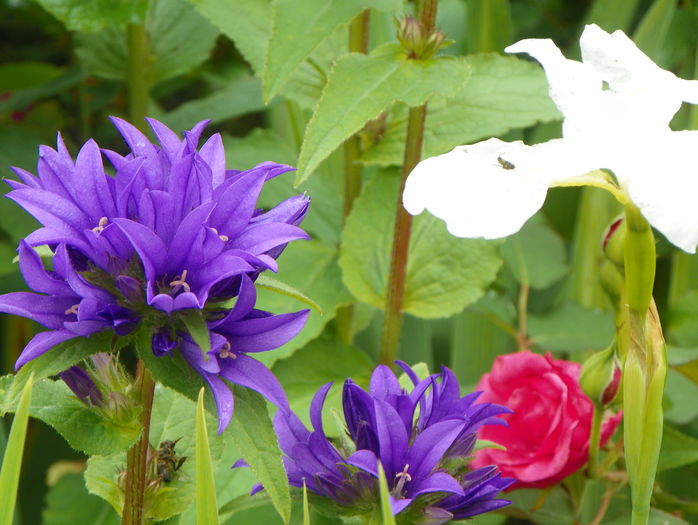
top-left (0, 373), bottom-right (32, 525)
top-left (230, 387), bottom-right (291, 524)
top-left (360, 53), bottom-right (560, 166)
top-left (500, 218), bottom-right (568, 289)
top-left (180, 309), bottom-right (211, 355)
top-left (263, 0), bottom-right (400, 101)
top-left (296, 44), bottom-right (471, 185)
top-left (339, 171), bottom-right (501, 319)
top-left (35, 0), bottom-right (147, 32)
top-left (302, 481), bottom-right (311, 525)
top-left (256, 273), bottom-right (323, 314)
top-left (377, 462), bottom-right (396, 525)
top-left (196, 388), bottom-right (219, 525)
top-left (528, 303), bottom-right (615, 353)
top-left (0, 62), bottom-right (62, 91)
top-left (632, 0), bottom-right (676, 63)
top-left (464, 0), bottom-right (513, 53)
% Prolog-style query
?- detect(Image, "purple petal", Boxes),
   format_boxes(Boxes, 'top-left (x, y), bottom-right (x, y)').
top-left (17, 241), bottom-right (73, 296)
top-left (209, 170), bottom-right (267, 239)
top-left (390, 497), bottom-right (412, 515)
top-left (166, 203), bottom-right (216, 274)
top-left (110, 116), bottom-right (157, 158)
top-left (74, 139), bottom-right (116, 219)
top-left (190, 254), bottom-right (254, 304)
top-left (218, 310), bottom-right (309, 352)
top-left (412, 472), bottom-right (464, 498)
top-left (15, 330), bottom-right (79, 369)
top-left (408, 419), bottom-right (465, 480)
top-left (53, 245), bottom-right (113, 302)
top-left (251, 194), bottom-right (310, 226)
top-left (370, 365), bottom-right (402, 401)
top-left (310, 382), bottom-right (333, 435)
top-left (218, 353), bottom-right (289, 410)
top-left (60, 366), bottom-right (103, 406)
top-left (0, 292), bottom-right (76, 329)
top-left (146, 118), bottom-right (184, 163)
top-left (209, 274), bottom-right (257, 327)
top-left (199, 133), bottom-right (225, 187)
top-left (374, 398), bottom-right (409, 476)
top-left (7, 188), bottom-right (89, 236)
top-left (112, 218), bottom-right (167, 282)
top-left (273, 410), bottom-right (311, 455)
top-left (228, 223), bottom-right (309, 255)
top-left (346, 449), bottom-right (378, 477)
top-left (201, 370), bottom-right (234, 434)
top-left (8, 166), bottom-right (40, 188)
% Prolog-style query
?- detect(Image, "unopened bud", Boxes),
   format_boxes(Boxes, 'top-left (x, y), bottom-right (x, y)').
top-left (602, 217), bottom-right (625, 268)
top-left (396, 17), bottom-right (449, 59)
top-left (60, 366), bottom-right (103, 406)
top-left (580, 345), bottom-right (622, 407)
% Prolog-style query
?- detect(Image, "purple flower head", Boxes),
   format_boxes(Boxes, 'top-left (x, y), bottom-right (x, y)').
top-left (272, 363), bottom-right (514, 523)
top-left (0, 117), bottom-right (311, 432)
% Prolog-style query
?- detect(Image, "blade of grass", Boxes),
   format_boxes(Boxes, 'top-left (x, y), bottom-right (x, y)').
top-left (0, 373), bottom-right (33, 525)
top-left (302, 481), bottom-right (311, 525)
top-left (195, 388), bottom-right (218, 525)
top-left (377, 463), bottom-right (396, 525)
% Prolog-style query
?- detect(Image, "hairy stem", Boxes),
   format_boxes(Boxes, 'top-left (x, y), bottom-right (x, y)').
top-left (126, 23), bottom-right (151, 131)
top-left (122, 362), bottom-right (155, 525)
top-left (336, 10), bottom-right (371, 345)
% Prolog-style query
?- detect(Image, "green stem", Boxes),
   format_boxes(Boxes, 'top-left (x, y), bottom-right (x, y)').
top-left (126, 23), bottom-right (151, 131)
top-left (587, 405), bottom-right (603, 479)
top-left (516, 282), bottom-right (529, 351)
top-left (122, 362), bottom-right (155, 525)
top-left (336, 10), bottom-right (371, 345)
top-left (378, 104), bottom-right (427, 365)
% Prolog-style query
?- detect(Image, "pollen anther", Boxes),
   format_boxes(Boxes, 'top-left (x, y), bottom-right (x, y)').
top-left (219, 341), bottom-right (236, 359)
top-left (92, 216), bottom-right (109, 233)
top-left (64, 304), bottom-right (80, 315)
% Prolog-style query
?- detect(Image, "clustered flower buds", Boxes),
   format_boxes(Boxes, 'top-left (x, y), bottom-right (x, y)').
top-left (397, 16), bottom-right (448, 60)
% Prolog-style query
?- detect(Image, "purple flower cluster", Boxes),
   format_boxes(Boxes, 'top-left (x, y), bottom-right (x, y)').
top-left (0, 117), bottom-right (310, 431)
top-left (273, 363), bottom-right (513, 523)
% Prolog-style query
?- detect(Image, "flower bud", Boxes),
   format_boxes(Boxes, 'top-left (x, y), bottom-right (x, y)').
top-left (60, 366), bottom-right (103, 406)
top-left (580, 345), bottom-right (622, 407)
top-left (602, 217), bottom-right (625, 268)
top-left (396, 17), bottom-right (449, 60)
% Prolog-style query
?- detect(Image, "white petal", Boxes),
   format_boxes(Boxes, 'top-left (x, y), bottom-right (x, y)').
top-left (403, 138), bottom-right (593, 240)
top-left (614, 131), bottom-right (698, 253)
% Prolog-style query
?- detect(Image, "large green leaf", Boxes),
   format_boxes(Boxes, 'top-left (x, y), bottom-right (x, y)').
top-left (76, 0), bottom-right (218, 84)
top-left (296, 44), bottom-right (471, 185)
top-left (658, 424), bottom-right (698, 472)
top-left (1, 330), bottom-right (122, 413)
top-left (528, 302), bottom-right (615, 353)
top-left (0, 376), bottom-right (140, 455)
top-left (339, 171), bottom-right (502, 319)
top-left (85, 384), bottom-right (225, 521)
top-left (500, 218), bottom-right (568, 290)
top-left (35, 0), bottom-right (147, 32)
top-left (272, 337), bottom-right (373, 438)
top-left (42, 473), bottom-right (119, 525)
top-left (464, 0), bottom-right (513, 53)
top-left (230, 387), bottom-right (291, 524)
top-left (255, 240), bottom-right (353, 367)
top-left (360, 53), bottom-right (561, 166)
top-left (263, 0), bottom-right (400, 101)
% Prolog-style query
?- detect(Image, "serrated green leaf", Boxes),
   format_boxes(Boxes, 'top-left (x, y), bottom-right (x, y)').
top-left (76, 0), bottom-right (218, 83)
top-left (0, 373), bottom-right (32, 525)
top-left (255, 240), bottom-right (353, 367)
top-left (360, 53), bottom-right (561, 166)
top-left (377, 462), bottom-right (396, 525)
top-left (0, 376), bottom-right (140, 455)
top-left (500, 218), bottom-right (568, 289)
top-left (263, 0), bottom-right (400, 101)
top-left (1, 330), bottom-right (122, 414)
top-left (272, 337), bottom-right (373, 438)
top-left (528, 303), bottom-right (615, 353)
top-left (188, 0), bottom-right (271, 73)
top-left (42, 473), bottom-right (119, 525)
top-left (339, 171), bottom-right (501, 319)
top-left (296, 44), bottom-right (471, 185)
top-left (85, 384), bottom-right (225, 521)
top-left (256, 273), bottom-right (323, 314)
top-left (162, 76), bottom-right (265, 131)
top-left (180, 309), bottom-right (211, 355)
top-left (35, 0), bottom-right (147, 32)
top-left (195, 388), bottom-right (218, 525)
top-left (230, 387), bottom-right (291, 524)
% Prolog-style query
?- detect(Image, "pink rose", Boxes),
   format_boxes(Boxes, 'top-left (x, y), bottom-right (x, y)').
top-left (471, 351), bottom-right (622, 489)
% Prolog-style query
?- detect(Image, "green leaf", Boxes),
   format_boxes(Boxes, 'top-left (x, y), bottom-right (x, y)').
top-left (464, 0), bottom-right (513, 53)
top-left (263, 0), bottom-right (400, 101)
top-left (196, 388), bottom-right (219, 525)
top-left (162, 76), bottom-right (265, 131)
top-left (360, 53), bottom-right (561, 166)
top-left (302, 481), bottom-right (311, 525)
top-left (0, 67), bottom-right (84, 114)
top-left (507, 487), bottom-right (576, 525)
top-left (180, 309), bottom-right (211, 355)
top-left (34, 0), bottom-right (147, 32)
top-left (188, 0), bottom-right (271, 73)
top-left (632, 0), bottom-right (676, 63)
top-left (0, 62), bottom-right (62, 91)
top-left (255, 240), bottom-right (353, 367)
top-left (664, 369), bottom-right (698, 425)
top-left (76, 0), bottom-right (218, 84)
top-left (1, 330), bottom-right (122, 413)
top-left (296, 44), bottom-right (471, 185)
top-left (0, 373), bottom-right (32, 525)
top-left (0, 376), bottom-right (140, 455)
top-left (377, 462), bottom-right (396, 525)
top-left (500, 218), bottom-right (568, 289)
top-left (658, 424), bottom-right (698, 472)
top-left (583, 0), bottom-right (642, 33)
top-left (528, 303), bottom-right (615, 353)
top-left (85, 384), bottom-right (225, 521)
top-left (256, 273), bottom-right (323, 314)
top-left (272, 337), bottom-right (374, 438)
top-left (339, 171), bottom-right (502, 319)
top-left (42, 473), bottom-right (119, 525)
top-left (230, 387), bottom-right (291, 524)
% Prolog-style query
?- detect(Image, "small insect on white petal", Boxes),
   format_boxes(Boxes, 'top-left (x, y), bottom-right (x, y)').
top-left (497, 156), bottom-right (516, 170)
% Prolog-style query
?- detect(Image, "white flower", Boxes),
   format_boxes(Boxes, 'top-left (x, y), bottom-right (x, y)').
top-left (403, 24), bottom-right (698, 252)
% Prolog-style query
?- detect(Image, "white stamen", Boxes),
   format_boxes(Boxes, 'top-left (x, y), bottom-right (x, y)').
top-left (169, 269), bottom-right (191, 293)
top-left (64, 304), bottom-right (80, 315)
